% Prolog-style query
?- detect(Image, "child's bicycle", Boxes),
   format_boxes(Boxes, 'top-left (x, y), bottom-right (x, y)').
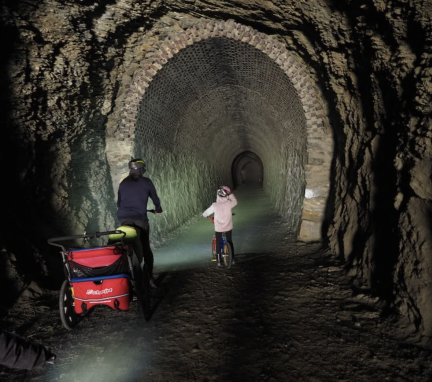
top-left (209, 215), bottom-right (234, 269)
top-left (48, 227), bottom-right (151, 330)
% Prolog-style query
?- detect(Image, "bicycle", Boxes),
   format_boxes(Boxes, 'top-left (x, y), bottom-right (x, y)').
top-left (209, 215), bottom-right (234, 269)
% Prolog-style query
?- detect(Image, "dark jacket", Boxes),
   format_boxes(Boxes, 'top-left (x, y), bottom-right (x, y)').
top-left (117, 176), bottom-right (162, 223)
top-left (0, 329), bottom-right (50, 370)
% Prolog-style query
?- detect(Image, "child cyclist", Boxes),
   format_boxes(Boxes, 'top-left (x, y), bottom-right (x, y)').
top-left (202, 186), bottom-right (238, 266)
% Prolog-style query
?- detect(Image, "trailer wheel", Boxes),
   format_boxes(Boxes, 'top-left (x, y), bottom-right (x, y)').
top-left (59, 280), bottom-right (79, 330)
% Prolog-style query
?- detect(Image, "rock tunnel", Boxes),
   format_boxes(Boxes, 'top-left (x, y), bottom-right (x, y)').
top-left (1, 1), bottom-right (432, 341)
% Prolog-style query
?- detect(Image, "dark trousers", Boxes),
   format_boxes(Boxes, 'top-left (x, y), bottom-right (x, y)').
top-left (139, 223), bottom-right (154, 275)
top-left (120, 220), bottom-right (154, 275)
top-left (215, 230), bottom-right (234, 258)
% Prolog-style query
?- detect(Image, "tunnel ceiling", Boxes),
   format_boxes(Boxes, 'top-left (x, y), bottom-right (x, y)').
top-left (137, 36), bottom-right (306, 164)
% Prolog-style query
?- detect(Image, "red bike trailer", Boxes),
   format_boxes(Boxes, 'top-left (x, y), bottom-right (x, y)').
top-left (48, 230), bottom-right (151, 330)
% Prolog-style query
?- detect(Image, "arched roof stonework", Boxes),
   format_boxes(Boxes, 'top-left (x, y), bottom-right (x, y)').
top-left (106, 19), bottom-right (333, 241)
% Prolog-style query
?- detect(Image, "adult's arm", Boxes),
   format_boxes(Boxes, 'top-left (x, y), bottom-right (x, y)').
top-left (148, 179), bottom-right (163, 213)
top-left (0, 329), bottom-right (50, 370)
top-left (117, 187), bottom-right (121, 208)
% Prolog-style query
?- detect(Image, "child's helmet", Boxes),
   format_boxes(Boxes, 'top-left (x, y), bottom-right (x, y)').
top-left (217, 186), bottom-right (231, 197)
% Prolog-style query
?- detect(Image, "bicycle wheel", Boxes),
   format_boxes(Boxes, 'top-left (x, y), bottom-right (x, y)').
top-left (132, 254), bottom-right (151, 322)
top-left (212, 238), bottom-right (217, 257)
top-left (141, 264), bottom-right (152, 320)
top-left (59, 280), bottom-right (79, 330)
top-left (222, 242), bottom-right (233, 269)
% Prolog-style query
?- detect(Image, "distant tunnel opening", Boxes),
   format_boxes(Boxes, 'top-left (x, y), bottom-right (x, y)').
top-left (232, 151), bottom-right (264, 187)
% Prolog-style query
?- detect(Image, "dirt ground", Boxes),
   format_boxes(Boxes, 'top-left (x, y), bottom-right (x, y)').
top-left (2, 187), bottom-right (432, 381)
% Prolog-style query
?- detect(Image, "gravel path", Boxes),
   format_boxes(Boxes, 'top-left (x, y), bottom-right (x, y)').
top-left (2, 187), bottom-right (432, 381)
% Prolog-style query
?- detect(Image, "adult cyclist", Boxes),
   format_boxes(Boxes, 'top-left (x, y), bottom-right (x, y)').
top-left (116, 158), bottom-right (162, 286)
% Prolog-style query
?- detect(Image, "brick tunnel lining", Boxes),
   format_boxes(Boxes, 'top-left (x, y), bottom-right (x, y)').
top-left (132, 37), bottom-right (308, 233)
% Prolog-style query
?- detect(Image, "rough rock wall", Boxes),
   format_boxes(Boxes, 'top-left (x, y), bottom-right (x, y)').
top-left (1, 0), bottom-right (432, 339)
top-left (316, 2), bottom-right (432, 339)
top-left (0, 0), bottom-right (122, 240)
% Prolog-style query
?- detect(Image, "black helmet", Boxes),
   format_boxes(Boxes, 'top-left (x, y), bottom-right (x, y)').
top-left (128, 158), bottom-right (146, 174)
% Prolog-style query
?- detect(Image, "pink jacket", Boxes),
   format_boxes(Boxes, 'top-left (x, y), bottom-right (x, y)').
top-left (203, 194), bottom-right (238, 232)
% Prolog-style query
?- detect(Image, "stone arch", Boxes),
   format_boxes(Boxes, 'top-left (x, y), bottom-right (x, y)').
top-left (106, 19), bottom-right (333, 241)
